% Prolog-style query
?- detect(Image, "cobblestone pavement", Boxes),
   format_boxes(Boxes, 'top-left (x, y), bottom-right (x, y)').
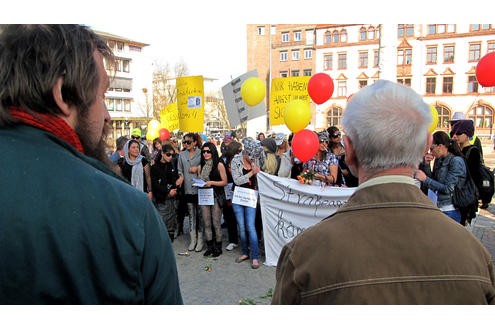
top-left (174, 204), bottom-right (495, 305)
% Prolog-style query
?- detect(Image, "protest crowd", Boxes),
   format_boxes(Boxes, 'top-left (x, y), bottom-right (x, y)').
top-left (1, 24), bottom-right (494, 305)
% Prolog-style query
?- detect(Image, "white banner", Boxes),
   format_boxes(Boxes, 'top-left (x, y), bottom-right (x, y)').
top-left (257, 172), bottom-right (356, 266)
top-left (232, 186), bottom-right (258, 208)
top-left (198, 188), bottom-right (214, 205)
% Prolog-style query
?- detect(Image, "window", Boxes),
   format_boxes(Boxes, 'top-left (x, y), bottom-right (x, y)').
top-left (341, 29), bottom-right (347, 42)
top-left (469, 43), bottom-right (481, 61)
top-left (294, 30), bottom-right (302, 41)
top-left (398, 24), bottom-right (414, 37)
top-left (122, 59), bottom-right (130, 73)
top-left (471, 24), bottom-right (480, 31)
top-left (426, 77), bottom-right (436, 94)
top-left (304, 49), bottom-right (312, 59)
top-left (359, 27), bottom-right (367, 41)
top-left (397, 49), bottom-right (412, 65)
top-left (280, 71), bottom-right (288, 78)
top-left (291, 70), bottom-right (300, 77)
top-left (397, 78), bottom-right (411, 86)
top-left (282, 32), bottom-right (289, 42)
top-left (292, 50), bottom-right (300, 61)
top-left (368, 27), bottom-right (375, 40)
top-left (129, 45), bottom-right (142, 52)
top-left (428, 24), bottom-right (452, 35)
top-left (444, 45), bottom-right (455, 63)
top-left (325, 31), bottom-right (331, 44)
top-left (324, 54), bottom-right (333, 70)
top-left (326, 105), bottom-right (343, 127)
top-left (469, 104), bottom-right (493, 128)
top-left (337, 80), bottom-right (347, 97)
top-left (338, 53), bottom-right (347, 69)
top-left (305, 29), bottom-right (314, 45)
top-left (303, 69), bottom-right (312, 76)
top-left (442, 76), bottom-right (453, 94)
top-left (359, 51), bottom-right (368, 68)
top-left (358, 80), bottom-right (368, 89)
top-left (280, 51), bottom-right (288, 62)
top-left (257, 26), bottom-right (265, 35)
top-left (468, 75), bottom-right (479, 93)
top-left (373, 49), bottom-right (379, 67)
top-left (426, 46), bottom-right (437, 64)
top-left (435, 105), bottom-right (451, 129)
top-left (116, 42), bottom-right (124, 51)
top-left (488, 42), bottom-right (495, 53)
top-left (333, 30), bottom-right (339, 43)
top-left (482, 24), bottom-right (491, 30)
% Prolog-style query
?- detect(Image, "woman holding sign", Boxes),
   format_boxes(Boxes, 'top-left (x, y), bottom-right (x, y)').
top-left (230, 138), bottom-right (262, 269)
top-left (197, 142), bottom-right (228, 257)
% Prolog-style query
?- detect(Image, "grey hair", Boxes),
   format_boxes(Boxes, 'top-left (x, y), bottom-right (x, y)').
top-left (341, 80), bottom-right (431, 173)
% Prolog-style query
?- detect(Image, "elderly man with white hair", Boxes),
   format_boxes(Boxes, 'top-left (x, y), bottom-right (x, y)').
top-left (272, 80), bottom-right (495, 305)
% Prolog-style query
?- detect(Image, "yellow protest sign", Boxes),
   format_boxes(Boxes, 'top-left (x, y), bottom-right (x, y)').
top-left (160, 103), bottom-right (179, 132)
top-left (269, 76), bottom-right (310, 126)
top-left (177, 76), bottom-right (204, 132)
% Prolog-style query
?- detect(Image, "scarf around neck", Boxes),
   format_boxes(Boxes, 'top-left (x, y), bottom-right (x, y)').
top-left (200, 159), bottom-right (213, 181)
top-left (9, 106), bottom-right (85, 154)
top-left (123, 139), bottom-right (145, 192)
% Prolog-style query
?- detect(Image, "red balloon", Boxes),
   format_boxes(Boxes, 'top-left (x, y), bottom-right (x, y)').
top-left (159, 128), bottom-right (170, 141)
top-left (307, 73), bottom-right (334, 104)
top-left (476, 52), bottom-right (495, 87)
top-left (291, 129), bottom-right (319, 163)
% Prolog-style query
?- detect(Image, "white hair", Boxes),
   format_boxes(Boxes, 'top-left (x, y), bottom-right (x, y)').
top-left (341, 80), bottom-right (431, 173)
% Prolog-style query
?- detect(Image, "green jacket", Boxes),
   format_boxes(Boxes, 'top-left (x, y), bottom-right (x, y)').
top-left (0, 125), bottom-right (183, 304)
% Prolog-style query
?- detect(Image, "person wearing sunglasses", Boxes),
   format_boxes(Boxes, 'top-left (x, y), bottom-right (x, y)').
top-left (327, 126), bottom-right (358, 187)
top-left (197, 142), bottom-right (228, 257)
top-left (177, 133), bottom-right (204, 252)
top-left (151, 144), bottom-right (180, 242)
top-left (415, 131), bottom-right (467, 223)
top-left (302, 131), bottom-right (339, 186)
top-left (451, 120), bottom-right (484, 220)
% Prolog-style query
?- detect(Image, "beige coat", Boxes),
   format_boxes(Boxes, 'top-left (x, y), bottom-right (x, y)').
top-left (272, 181), bottom-right (495, 304)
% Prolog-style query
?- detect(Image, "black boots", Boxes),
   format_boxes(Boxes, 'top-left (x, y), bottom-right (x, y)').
top-left (212, 241), bottom-right (223, 257)
top-left (203, 240), bottom-right (214, 257)
top-left (204, 241), bottom-right (223, 257)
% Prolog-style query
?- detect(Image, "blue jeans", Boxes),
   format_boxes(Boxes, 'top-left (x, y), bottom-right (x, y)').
top-left (443, 209), bottom-right (461, 224)
top-left (232, 203), bottom-right (259, 260)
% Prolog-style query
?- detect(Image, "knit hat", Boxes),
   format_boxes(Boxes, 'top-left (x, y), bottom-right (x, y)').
top-left (317, 130), bottom-right (330, 142)
top-left (261, 137), bottom-right (277, 154)
top-left (131, 128), bottom-right (142, 137)
top-left (451, 119), bottom-right (474, 138)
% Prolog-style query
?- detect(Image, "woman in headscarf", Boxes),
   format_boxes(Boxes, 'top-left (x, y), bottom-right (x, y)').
top-left (118, 139), bottom-right (153, 200)
top-left (230, 137), bottom-right (262, 269)
top-left (260, 137), bottom-right (280, 175)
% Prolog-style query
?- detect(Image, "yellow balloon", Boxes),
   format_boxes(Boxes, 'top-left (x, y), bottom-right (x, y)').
top-left (429, 104), bottom-right (439, 133)
top-left (241, 77), bottom-right (266, 106)
top-left (146, 119), bottom-right (161, 140)
top-left (284, 99), bottom-right (311, 133)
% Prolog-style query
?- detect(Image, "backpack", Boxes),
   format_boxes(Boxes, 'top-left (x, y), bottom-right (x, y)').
top-left (450, 156), bottom-right (479, 210)
top-left (466, 147), bottom-right (494, 201)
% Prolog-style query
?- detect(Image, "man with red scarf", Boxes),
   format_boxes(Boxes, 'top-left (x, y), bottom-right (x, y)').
top-left (0, 25), bottom-right (182, 304)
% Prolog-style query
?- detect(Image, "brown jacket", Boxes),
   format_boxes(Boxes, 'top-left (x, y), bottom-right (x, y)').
top-left (272, 181), bottom-right (495, 304)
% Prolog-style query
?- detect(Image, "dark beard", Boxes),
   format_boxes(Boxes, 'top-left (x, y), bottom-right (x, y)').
top-left (75, 113), bottom-right (113, 169)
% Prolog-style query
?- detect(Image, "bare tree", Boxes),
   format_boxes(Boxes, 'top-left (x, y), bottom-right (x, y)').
top-left (151, 60), bottom-right (189, 120)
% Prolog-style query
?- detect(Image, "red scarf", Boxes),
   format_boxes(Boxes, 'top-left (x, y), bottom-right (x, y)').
top-left (10, 107), bottom-right (85, 154)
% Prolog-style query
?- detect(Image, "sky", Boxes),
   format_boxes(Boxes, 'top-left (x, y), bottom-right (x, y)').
top-left (7, 0), bottom-right (489, 93)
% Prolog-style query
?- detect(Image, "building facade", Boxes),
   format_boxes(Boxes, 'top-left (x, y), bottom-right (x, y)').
top-left (248, 24), bottom-right (495, 136)
top-left (94, 30), bottom-right (154, 149)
